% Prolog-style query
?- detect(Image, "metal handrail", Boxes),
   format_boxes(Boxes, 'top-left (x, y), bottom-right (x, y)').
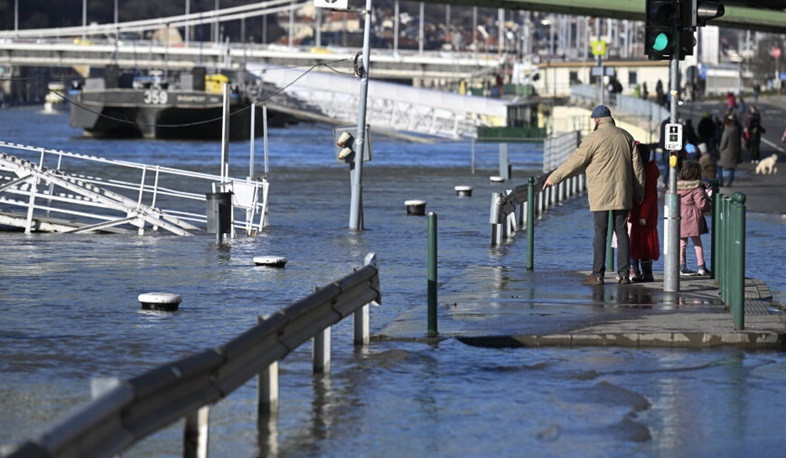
top-left (0, 141), bottom-right (268, 235)
top-left (7, 254), bottom-right (381, 458)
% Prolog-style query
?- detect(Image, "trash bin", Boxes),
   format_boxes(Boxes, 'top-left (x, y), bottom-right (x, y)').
top-left (206, 191), bottom-right (232, 234)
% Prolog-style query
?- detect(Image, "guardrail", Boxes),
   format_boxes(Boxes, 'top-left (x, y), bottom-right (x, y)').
top-left (489, 131), bottom-right (585, 256)
top-left (0, 141), bottom-right (268, 235)
top-left (711, 190), bottom-right (747, 329)
top-left (7, 253), bottom-right (380, 458)
top-left (489, 172), bottom-right (585, 253)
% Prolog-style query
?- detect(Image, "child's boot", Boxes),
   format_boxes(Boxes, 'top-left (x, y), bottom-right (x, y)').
top-left (640, 260), bottom-right (655, 282)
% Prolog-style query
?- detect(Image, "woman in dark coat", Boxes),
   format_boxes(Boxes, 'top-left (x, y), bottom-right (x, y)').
top-left (717, 112), bottom-right (742, 186)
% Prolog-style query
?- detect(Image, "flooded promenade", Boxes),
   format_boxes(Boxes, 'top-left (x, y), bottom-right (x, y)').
top-left (2, 106), bottom-right (786, 456)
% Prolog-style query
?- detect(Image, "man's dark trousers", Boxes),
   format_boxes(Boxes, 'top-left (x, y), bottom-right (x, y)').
top-left (592, 210), bottom-right (630, 278)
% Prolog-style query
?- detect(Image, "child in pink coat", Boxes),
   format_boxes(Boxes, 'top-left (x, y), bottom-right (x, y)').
top-left (677, 161), bottom-right (712, 276)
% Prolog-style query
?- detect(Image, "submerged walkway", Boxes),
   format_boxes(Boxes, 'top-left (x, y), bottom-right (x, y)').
top-left (375, 268), bottom-right (784, 349)
top-left (376, 135), bottom-right (786, 350)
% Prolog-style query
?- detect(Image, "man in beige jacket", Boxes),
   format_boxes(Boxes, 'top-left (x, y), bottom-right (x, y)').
top-left (544, 105), bottom-right (645, 285)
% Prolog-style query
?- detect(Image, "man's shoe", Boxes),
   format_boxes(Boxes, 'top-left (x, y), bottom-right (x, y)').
top-left (582, 274), bottom-right (604, 286)
top-left (618, 277), bottom-right (632, 285)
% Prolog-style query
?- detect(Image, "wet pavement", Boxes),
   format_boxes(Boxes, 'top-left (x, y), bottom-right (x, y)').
top-left (375, 268), bottom-right (786, 349)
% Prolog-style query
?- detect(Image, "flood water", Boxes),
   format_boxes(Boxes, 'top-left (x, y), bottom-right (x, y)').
top-left (1, 107), bottom-right (786, 456)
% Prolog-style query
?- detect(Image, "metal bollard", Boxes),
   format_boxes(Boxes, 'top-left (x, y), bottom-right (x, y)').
top-left (730, 193), bottom-right (746, 330)
top-left (490, 192), bottom-right (504, 246)
top-left (427, 212), bottom-right (438, 337)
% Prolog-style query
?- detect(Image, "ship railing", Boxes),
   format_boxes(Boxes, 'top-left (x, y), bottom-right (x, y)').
top-left (0, 141), bottom-right (268, 235)
top-left (6, 253), bottom-right (380, 458)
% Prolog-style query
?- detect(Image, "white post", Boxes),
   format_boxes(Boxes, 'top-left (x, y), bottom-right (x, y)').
top-left (258, 360), bottom-right (279, 414)
top-left (418, 2), bottom-right (424, 55)
top-left (313, 327), bottom-right (331, 374)
top-left (82, 0), bottom-right (87, 42)
top-left (354, 306), bottom-right (369, 346)
top-left (221, 83), bottom-right (230, 180)
top-left (183, 406), bottom-right (210, 458)
top-left (249, 102), bottom-right (256, 179)
top-left (185, 0), bottom-right (190, 46)
top-left (263, 106), bottom-right (269, 175)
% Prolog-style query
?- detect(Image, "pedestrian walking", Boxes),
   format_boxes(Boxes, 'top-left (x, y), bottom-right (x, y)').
top-left (641, 81), bottom-right (649, 100)
top-left (697, 143), bottom-right (717, 185)
top-left (676, 161), bottom-right (711, 276)
top-left (717, 112), bottom-right (742, 186)
top-left (543, 105), bottom-right (645, 286)
top-left (744, 105), bottom-right (765, 163)
top-left (697, 111), bottom-right (717, 155)
top-left (629, 143), bottom-right (660, 282)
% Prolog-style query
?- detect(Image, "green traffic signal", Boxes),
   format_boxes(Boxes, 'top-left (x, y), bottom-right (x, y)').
top-left (652, 32), bottom-right (669, 52)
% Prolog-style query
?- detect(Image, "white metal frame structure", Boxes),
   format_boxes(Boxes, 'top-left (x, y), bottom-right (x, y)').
top-left (0, 141), bottom-right (269, 236)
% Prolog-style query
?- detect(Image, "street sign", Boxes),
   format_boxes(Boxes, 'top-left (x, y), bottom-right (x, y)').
top-left (665, 123), bottom-right (683, 151)
top-left (314, 0), bottom-right (350, 9)
top-left (771, 47), bottom-right (782, 59)
top-left (591, 40), bottom-right (607, 57)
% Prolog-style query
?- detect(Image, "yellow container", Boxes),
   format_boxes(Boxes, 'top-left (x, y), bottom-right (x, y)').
top-left (205, 74), bottom-right (229, 94)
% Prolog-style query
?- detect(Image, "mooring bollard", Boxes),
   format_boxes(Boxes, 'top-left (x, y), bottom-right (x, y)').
top-left (405, 200), bottom-right (427, 216)
top-left (138, 292), bottom-right (182, 311)
top-left (253, 256), bottom-right (288, 267)
top-left (427, 212), bottom-right (438, 337)
top-left (526, 176), bottom-right (535, 270)
top-left (454, 185), bottom-right (473, 197)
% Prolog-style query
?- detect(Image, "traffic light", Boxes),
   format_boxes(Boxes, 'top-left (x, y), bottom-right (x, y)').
top-left (676, 0), bottom-right (725, 59)
top-left (696, 1), bottom-right (725, 26)
top-left (645, 0), bottom-right (678, 60)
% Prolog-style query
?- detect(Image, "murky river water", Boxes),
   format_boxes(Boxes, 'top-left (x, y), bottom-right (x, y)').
top-left (1, 107), bottom-right (786, 456)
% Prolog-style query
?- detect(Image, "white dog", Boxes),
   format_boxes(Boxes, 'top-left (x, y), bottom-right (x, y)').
top-left (755, 154), bottom-right (778, 174)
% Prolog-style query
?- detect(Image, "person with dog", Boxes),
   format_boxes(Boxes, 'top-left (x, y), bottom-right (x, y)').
top-left (543, 105), bottom-right (645, 286)
top-left (744, 105), bottom-right (765, 163)
top-left (677, 161), bottom-right (711, 276)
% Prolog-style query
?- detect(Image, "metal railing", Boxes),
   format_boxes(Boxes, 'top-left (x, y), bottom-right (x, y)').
top-left (570, 85), bottom-right (669, 126)
top-left (7, 253), bottom-right (380, 458)
top-left (0, 141), bottom-right (268, 235)
top-left (489, 130), bottom-right (585, 254)
top-left (489, 171), bottom-right (586, 258)
top-left (711, 190), bottom-right (747, 329)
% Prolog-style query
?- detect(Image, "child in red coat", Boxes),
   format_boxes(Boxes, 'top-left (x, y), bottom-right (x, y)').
top-left (629, 143), bottom-right (660, 282)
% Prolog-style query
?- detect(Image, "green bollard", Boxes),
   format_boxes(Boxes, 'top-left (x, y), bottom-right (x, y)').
top-left (526, 176), bottom-right (535, 270)
top-left (710, 181), bottom-right (719, 279)
top-left (606, 211), bottom-right (614, 274)
top-left (427, 212), bottom-right (438, 337)
top-left (731, 193), bottom-right (746, 330)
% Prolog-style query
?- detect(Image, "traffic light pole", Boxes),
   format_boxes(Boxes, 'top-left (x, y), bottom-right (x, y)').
top-left (664, 56), bottom-right (681, 292)
top-left (349, 0), bottom-right (372, 231)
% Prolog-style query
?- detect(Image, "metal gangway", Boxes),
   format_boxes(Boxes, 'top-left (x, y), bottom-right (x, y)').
top-left (0, 141), bottom-right (269, 236)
